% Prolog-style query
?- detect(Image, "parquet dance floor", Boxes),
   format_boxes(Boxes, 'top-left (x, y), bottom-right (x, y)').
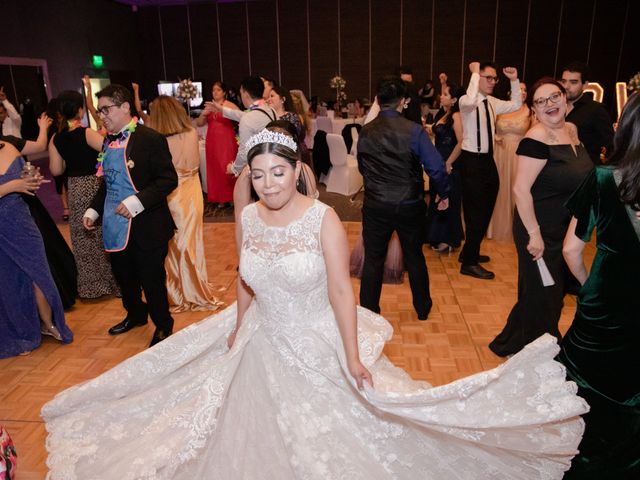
top-left (0, 221), bottom-right (593, 478)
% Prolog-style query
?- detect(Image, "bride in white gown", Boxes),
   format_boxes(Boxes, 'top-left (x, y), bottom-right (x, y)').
top-left (42, 128), bottom-right (588, 479)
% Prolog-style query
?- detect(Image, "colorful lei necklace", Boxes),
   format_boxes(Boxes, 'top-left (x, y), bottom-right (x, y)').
top-left (96, 117), bottom-right (138, 177)
top-left (67, 119), bottom-right (82, 130)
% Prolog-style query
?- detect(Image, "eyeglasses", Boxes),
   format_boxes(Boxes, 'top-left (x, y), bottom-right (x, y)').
top-left (532, 91), bottom-right (563, 108)
top-left (480, 75), bottom-right (499, 83)
top-left (97, 104), bottom-right (121, 116)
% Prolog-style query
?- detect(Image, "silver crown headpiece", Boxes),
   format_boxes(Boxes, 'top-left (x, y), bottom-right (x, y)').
top-left (245, 129), bottom-right (298, 153)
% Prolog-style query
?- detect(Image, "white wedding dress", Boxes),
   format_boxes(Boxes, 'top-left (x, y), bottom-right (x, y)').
top-left (43, 200), bottom-right (588, 480)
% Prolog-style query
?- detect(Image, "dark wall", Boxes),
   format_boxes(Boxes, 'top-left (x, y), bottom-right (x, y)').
top-left (4, 0), bottom-right (639, 114)
top-left (128, 0), bottom-right (639, 113)
top-left (2, 0), bottom-right (140, 98)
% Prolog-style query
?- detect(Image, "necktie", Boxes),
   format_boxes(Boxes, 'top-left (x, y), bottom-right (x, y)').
top-left (483, 98), bottom-right (493, 156)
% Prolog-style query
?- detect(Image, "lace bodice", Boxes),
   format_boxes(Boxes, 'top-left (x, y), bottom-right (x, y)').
top-left (240, 201), bottom-right (332, 327)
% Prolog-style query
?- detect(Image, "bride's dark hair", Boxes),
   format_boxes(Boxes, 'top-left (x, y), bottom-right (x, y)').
top-left (247, 121), bottom-right (308, 196)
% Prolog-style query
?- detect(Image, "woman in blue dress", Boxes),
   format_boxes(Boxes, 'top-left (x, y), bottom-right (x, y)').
top-left (0, 141), bottom-right (72, 358)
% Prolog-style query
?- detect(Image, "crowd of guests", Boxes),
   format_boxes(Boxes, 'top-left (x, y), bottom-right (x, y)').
top-left (0, 57), bottom-right (637, 477)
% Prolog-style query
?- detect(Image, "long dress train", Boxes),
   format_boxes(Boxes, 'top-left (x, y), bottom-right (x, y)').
top-left (43, 201), bottom-right (587, 479)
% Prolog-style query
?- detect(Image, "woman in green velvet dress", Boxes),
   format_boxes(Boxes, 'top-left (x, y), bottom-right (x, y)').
top-left (559, 92), bottom-right (640, 479)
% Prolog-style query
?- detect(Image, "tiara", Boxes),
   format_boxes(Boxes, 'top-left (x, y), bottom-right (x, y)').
top-left (245, 129), bottom-right (298, 152)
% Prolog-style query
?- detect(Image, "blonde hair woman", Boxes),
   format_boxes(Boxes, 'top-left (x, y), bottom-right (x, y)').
top-left (148, 96), bottom-right (222, 312)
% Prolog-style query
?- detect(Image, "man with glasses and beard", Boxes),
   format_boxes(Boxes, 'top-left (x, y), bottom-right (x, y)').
top-left (457, 61), bottom-right (522, 280)
top-left (83, 84), bottom-right (178, 347)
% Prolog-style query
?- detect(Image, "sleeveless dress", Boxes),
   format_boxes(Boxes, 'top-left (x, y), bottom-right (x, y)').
top-left (487, 108), bottom-right (531, 241)
top-left (0, 157), bottom-right (73, 358)
top-left (205, 112), bottom-right (237, 203)
top-left (53, 128), bottom-right (118, 298)
top-left (558, 167), bottom-right (640, 478)
top-left (425, 121), bottom-right (464, 248)
top-left (43, 200), bottom-right (588, 479)
top-left (165, 130), bottom-right (223, 312)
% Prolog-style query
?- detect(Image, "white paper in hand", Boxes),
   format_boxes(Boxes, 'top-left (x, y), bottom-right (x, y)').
top-left (536, 258), bottom-right (555, 286)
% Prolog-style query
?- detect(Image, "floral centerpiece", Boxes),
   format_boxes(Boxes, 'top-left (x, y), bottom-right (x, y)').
top-left (177, 78), bottom-right (198, 102)
top-left (628, 72), bottom-right (640, 95)
top-left (329, 75), bottom-right (347, 110)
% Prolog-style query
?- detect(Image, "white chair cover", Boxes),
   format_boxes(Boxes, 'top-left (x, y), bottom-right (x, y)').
top-left (325, 133), bottom-right (363, 196)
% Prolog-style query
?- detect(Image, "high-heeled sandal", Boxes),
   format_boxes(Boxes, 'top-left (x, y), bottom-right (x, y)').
top-left (41, 324), bottom-right (63, 341)
top-left (435, 243), bottom-right (455, 254)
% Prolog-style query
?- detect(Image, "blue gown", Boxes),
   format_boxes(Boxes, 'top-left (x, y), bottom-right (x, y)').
top-left (0, 157), bottom-right (72, 358)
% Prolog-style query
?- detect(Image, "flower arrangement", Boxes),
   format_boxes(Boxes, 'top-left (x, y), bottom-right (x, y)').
top-left (628, 72), bottom-right (640, 95)
top-left (329, 75), bottom-right (347, 109)
top-left (176, 78), bottom-right (198, 102)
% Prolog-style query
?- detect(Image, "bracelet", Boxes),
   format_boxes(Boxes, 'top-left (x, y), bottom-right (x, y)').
top-left (527, 225), bottom-right (540, 235)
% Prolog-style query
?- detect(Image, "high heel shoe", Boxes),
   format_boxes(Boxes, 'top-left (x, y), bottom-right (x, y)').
top-left (41, 324), bottom-right (63, 341)
top-left (435, 243), bottom-right (454, 254)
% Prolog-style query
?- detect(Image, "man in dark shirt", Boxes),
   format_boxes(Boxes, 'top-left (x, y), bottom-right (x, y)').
top-left (561, 61), bottom-right (614, 164)
top-left (357, 76), bottom-right (450, 321)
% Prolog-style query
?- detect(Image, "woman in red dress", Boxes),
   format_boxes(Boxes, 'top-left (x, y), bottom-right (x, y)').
top-left (196, 82), bottom-right (240, 207)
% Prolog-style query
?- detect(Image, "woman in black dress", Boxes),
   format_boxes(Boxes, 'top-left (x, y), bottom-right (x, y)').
top-left (489, 77), bottom-right (593, 357)
top-left (426, 85), bottom-right (464, 253)
top-left (48, 91), bottom-right (119, 299)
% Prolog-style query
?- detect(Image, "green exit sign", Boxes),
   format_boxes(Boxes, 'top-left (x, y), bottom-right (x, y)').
top-left (92, 55), bottom-right (104, 68)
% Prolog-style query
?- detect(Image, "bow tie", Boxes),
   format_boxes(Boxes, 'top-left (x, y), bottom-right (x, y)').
top-left (106, 130), bottom-right (129, 143)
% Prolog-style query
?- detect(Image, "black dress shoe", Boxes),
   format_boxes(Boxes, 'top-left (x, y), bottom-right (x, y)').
top-left (108, 317), bottom-right (148, 335)
top-left (149, 328), bottom-right (173, 347)
top-left (458, 254), bottom-right (490, 264)
top-left (460, 264), bottom-right (495, 280)
top-left (417, 300), bottom-right (433, 321)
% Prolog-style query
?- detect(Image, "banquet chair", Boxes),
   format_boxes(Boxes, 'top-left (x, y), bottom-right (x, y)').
top-left (324, 133), bottom-right (362, 196)
top-left (315, 116), bottom-right (334, 133)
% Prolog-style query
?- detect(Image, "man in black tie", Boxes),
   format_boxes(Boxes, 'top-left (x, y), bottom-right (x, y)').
top-left (458, 61), bottom-right (521, 279)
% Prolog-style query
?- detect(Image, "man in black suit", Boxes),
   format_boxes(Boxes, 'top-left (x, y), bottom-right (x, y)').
top-left (561, 61), bottom-right (614, 165)
top-left (83, 84), bottom-right (178, 347)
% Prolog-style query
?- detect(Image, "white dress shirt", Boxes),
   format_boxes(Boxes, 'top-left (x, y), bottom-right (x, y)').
top-left (230, 101), bottom-right (276, 175)
top-left (458, 73), bottom-right (521, 154)
top-left (1, 99), bottom-right (22, 137)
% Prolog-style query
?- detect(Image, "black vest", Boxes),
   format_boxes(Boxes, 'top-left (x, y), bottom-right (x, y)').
top-left (358, 113), bottom-right (424, 204)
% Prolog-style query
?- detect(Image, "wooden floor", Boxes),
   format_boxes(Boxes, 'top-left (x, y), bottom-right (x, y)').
top-left (0, 221), bottom-right (593, 479)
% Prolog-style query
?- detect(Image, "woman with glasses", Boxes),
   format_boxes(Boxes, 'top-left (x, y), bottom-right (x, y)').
top-left (489, 77), bottom-right (592, 358)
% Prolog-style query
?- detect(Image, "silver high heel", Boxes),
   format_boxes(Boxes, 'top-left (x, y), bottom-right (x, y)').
top-left (41, 324), bottom-right (63, 341)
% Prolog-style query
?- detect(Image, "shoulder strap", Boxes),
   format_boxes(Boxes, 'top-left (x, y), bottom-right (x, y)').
top-left (254, 108), bottom-right (276, 122)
